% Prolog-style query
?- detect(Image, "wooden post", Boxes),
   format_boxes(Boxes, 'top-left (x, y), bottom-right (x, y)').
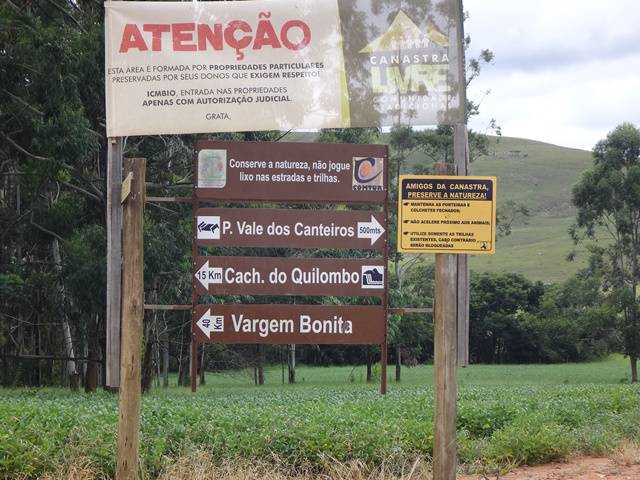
top-left (454, 125), bottom-right (470, 367)
top-left (380, 342), bottom-right (388, 394)
top-left (288, 344), bottom-right (296, 384)
top-left (116, 158), bottom-right (145, 480)
top-left (434, 253), bottom-right (458, 480)
top-left (433, 162), bottom-right (458, 480)
top-left (191, 339), bottom-right (197, 392)
top-left (190, 166), bottom-right (199, 393)
top-left (454, 0), bottom-right (470, 369)
top-left (281, 346), bottom-right (285, 384)
top-left (106, 137), bottom-right (123, 390)
top-left (381, 180), bottom-right (389, 396)
top-left (257, 344), bottom-right (265, 385)
top-left (199, 345), bottom-right (206, 385)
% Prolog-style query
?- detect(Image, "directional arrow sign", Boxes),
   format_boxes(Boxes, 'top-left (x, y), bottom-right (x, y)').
top-left (194, 208), bottom-right (387, 249)
top-left (357, 216), bottom-right (385, 245)
top-left (196, 216), bottom-right (220, 240)
top-left (196, 308), bottom-right (224, 339)
top-left (194, 260), bottom-right (223, 289)
top-left (192, 256), bottom-right (386, 297)
top-left (193, 304), bottom-right (385, 345)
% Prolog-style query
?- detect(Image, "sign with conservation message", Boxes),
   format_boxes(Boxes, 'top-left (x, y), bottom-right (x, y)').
top-left (196, 208), bottom-right (386, 249)
top-left (193, 304), bottom-right (385, 344)
top-left (189, 140), bottom-right (389, 360)
top-left (194, 141), bottom-right (387, 203)
top-left (397, 175), bottom-right (496, 254)
top-left (193, 256), bottom-right (386, 297)
top-left (104, 0), bottom-right (463, 136)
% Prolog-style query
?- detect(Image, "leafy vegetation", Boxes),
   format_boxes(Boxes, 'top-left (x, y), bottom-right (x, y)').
top-left (572, 123), bottom-right (640, 382)
top-left (1, 0), bottom-right (611, 390)
top-left (1, 358), bottom-right (638, 479)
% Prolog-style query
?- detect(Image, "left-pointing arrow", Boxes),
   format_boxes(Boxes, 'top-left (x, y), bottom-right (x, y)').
top-left (195, 260), bottom-right (223, 289)
top-left (197, 309), bottom-right (215, 338)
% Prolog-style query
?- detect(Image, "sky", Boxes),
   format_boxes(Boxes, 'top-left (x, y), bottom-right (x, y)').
top-left (464, 0), bottom-right (640, 151)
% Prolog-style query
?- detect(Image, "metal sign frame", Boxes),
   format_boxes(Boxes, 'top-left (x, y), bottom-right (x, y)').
top-left (190, 140), bottom-right (390, 394)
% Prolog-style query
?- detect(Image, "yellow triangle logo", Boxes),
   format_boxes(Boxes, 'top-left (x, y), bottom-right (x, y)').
top-left (426, 22), bottom-right (449, 47)
top-left (359, 11), bottom-right (449, 53)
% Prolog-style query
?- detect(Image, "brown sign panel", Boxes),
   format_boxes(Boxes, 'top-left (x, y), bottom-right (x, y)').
top-left (194, 141), bottom-right (388, 203)
top-left (195, 208), bottom-right (387, 250)
top-left (193, 256), bottom-right (386, 297)
top-left (193, 304), bottom-right (385, 344)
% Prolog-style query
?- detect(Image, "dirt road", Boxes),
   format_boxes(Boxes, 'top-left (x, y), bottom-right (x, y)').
top-left (460, 457), bottom-right (640, 480)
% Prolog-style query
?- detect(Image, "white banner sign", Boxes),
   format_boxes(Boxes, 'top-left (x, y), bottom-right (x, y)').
top-left (105, 0), bottom-right (462, 136)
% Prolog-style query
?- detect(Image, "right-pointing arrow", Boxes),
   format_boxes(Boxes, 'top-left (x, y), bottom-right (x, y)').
top-left (357, 216), bottom-right (385, 245)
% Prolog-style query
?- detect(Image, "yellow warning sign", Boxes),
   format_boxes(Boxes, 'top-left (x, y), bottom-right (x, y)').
top-left (397, 175), bottom-right (497, 254)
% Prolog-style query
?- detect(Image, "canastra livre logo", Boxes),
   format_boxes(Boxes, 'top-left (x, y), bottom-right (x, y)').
top-left (359, 11), bottom-right (450, 96)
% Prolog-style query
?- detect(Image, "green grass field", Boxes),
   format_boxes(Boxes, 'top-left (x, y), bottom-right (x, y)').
top-left (1, 357), bottom-right (638, 478)
top-left (172, 355), bottom-right (634, 391)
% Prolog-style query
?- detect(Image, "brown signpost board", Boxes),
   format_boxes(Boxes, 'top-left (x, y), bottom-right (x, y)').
top-left (193, 304), bottom-right (385, 345)
top-left (194, 141), bottom-right (388, 204)
top-left (193, 256), bottom-right (386, 297)
top-left (195, 208), bottom-right (387, 250)
top-left (189, 140), bottom-right (390, 395)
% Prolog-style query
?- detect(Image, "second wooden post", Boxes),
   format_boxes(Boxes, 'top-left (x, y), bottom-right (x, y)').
top-left (432, 162), bottom-right (458, 480)
top-left (116, 158), bottom-right (146, 480)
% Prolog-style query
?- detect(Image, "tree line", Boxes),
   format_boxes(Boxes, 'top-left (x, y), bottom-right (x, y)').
top-left (1, 1), bottom-right (638, 389)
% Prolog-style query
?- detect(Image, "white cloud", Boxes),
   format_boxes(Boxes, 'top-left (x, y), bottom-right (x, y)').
top-left (464, 0), bottom-right (640, 150)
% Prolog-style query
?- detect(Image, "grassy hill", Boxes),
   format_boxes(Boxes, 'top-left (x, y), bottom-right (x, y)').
top-left (283, 132), bottom-right (597, 284)
top-left (399, 135), bottom-right (598, 283)
top-left (468, 136), bottom-right (596, 283)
